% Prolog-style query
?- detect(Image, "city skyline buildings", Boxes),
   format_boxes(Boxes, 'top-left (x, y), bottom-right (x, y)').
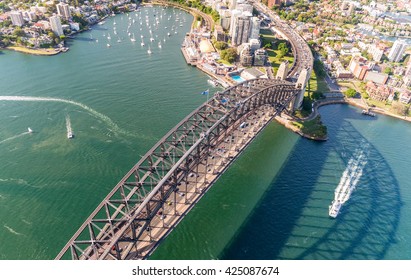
top-left (49, 14), bottom-right (64, 36)
top-left (388, 40), bottom-right (407, 62)
top-left (10, 11), bottom-right (24, 27)
top-left (57, 2), bottom-right (71, 20)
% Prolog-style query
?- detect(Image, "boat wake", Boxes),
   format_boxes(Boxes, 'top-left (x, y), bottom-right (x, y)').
top-left (0, 96), bottom-right (130, 136)
top-left (329, 145), bottom-right (369, 218)
top-left (66, 115), bottom-right (74, 139)
top-left (0, 131), bottom-right (30, 145)
top-left (4, 225), bottom-right (24, 236)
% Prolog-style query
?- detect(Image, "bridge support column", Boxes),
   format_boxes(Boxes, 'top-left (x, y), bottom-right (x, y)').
top-left (294, 68), bottom-right (311, 110)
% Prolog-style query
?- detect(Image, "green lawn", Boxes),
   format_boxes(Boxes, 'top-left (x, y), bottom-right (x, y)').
top-left (292, 116), bottom-right (327, 139)
top-left (217, 59), bottom-right (233, 66)
top-left (306, 70), bottom-right (329, 94)
top-left (260, 29), bottom-right (294, 73)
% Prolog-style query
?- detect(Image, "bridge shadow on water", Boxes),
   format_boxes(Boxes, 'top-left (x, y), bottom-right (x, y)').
top-left (219, 105), bottom-right (402, 260)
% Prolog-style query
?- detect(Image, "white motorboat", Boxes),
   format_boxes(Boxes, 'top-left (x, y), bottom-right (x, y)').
top-left (329, 200), bottom-right (342, 218)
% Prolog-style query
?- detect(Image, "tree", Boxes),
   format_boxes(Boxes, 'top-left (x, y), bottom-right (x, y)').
top-left (384, 67), bottom-right (393, 75)
top-left (392, 101), bottom-right (408, 116)
top-left (221, 48), bottom-right (237, 63)
top-left (344, 88), bottom-right (357, 98)
top-left (13, 27), bottom-right (25, 37)
top-left (264, 42), bottom-right (272, 49)
top-left (214, 41), bottom-right (227, 51)
top-left (277, 42), bottom-right (289, 56)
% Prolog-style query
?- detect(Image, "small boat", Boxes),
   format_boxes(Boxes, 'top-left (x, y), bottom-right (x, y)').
top-left (98, 21), bottom-right (106, 25)
top-left (362, 109), bottom-right (376, 117)
top-left (67, 132), bottom-right (74, 139)
top-left (107, 43), bottom-right (111, 47)
top-left (141, 41), bottom-right (145, 46)
top-left (147, 47), bottom-right (152, 54)
top-left (329, 200), bottom-right (342, 218)
top-left (150, 37), bottom-right (154, 42)
top-left (28, 127), bottom-right (33, 133)
top-left (167, 32), bottom-right (171, 36)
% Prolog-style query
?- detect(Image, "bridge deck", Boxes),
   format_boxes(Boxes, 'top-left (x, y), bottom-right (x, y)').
top-left (56, 79), bottom-right (300, 260)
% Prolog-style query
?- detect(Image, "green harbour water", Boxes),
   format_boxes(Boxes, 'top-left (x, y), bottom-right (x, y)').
top-left (1, 7), bottom-right (411, 260)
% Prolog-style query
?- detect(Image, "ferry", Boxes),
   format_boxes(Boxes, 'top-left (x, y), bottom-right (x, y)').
top-left (362, 109), bottom-right (376, 117)
top-left (329, 200), bottom-right (342, 218)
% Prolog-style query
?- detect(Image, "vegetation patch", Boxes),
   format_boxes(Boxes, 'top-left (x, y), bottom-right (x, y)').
top-left (293, 116), bottom-right (327, 140)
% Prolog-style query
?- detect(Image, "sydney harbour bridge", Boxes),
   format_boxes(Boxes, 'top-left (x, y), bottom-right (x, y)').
top-left (56, 3), bottom-right (313, 260)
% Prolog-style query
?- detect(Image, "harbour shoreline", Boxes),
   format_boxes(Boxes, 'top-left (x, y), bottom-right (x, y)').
top-left (4, 46), bottom-right (61, 56)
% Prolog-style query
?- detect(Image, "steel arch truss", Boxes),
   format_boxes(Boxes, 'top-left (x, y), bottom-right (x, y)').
top-left (56, 79), bottom-right (300, 260)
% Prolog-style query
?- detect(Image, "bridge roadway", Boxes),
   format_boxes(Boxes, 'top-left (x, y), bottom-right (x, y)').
top-left (56, 78), bottom-right (300, 260)
top-left (251, 1), bottom-right (314, 80)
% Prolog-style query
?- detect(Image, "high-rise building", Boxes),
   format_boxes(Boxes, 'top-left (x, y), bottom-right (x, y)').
top-left (229, 9), bottom-right (242, 36)
top-left (231, 12), bottom-right (252, 46)
top-left (50, 15), bottom-right (64, 36)
top-left (249, 17), bottom-right (261, 41)
top-left (388, 40), bottom-right (407, 62)
top-left (367, 44), bottom-right (384, 62)
top-left (237, 3), bottom-right (253, 14)
top-left (254, 49), bottom-right (268, 66)
top-left (56, 2), bottom-right (71, 20)
top-left (219, 9), bottom-right (231, 31)
top-left (349, 56), bottom-right (369, 80)
top-left (10, 11), bottom-right (25, 27)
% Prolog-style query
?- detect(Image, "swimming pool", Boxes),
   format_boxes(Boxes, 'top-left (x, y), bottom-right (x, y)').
top-left (231, 75), bottom-right (245, 83)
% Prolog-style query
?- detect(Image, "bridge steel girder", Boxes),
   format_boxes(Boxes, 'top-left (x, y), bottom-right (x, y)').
top-left (55, 78), bottom-right (300, 260)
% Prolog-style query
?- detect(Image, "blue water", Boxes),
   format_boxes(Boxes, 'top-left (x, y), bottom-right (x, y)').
top-left (152, 104), bottom-right (411, 260)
